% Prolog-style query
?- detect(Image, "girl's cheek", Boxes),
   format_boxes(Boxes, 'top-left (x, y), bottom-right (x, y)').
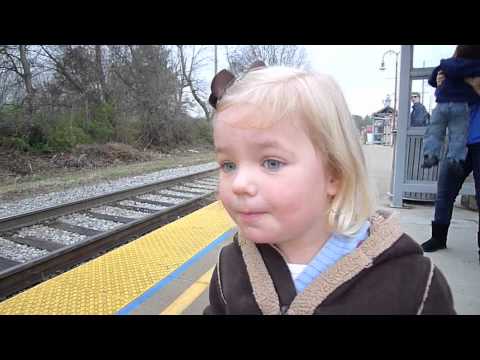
top-left (217, 182), bottom-right (229, 202)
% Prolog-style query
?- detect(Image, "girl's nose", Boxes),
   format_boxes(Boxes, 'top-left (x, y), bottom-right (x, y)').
top-left (231, 168), bottom-right (257, 197)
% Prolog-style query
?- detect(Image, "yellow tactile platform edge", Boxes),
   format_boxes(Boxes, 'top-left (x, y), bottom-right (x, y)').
top-left (0, 201), bottom-right (235, 315)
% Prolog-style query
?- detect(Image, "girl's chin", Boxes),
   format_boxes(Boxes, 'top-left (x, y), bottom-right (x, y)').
top-left (238, 229), bottom-right (277, 245)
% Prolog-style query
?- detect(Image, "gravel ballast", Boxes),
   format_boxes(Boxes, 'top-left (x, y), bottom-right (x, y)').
top-left (58, 214), bottom-right (121, 232)
top-left (17, 225), bottom-right (86, 245)
top-left (89, 206), bottom-right (148, 219)
top-left (0, 162), bottom-right (218, 219)
top-left (137, 194), bottom-right (184, 205)
top-left (0, 237), bottom-right (49, 263)
top-left (117, 200), bottom-right (167, 211)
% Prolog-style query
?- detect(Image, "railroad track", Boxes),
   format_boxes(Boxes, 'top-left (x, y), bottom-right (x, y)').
top-left (0, 168), bottom-right (219, 299)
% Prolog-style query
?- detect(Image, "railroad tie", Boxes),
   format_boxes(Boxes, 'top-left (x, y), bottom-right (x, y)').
top-left (113, 204), bottom-right (158, 214)
top-left (5, 236), bottom-right (64, 252)
top-left (170, 187), bottom-right (208, 195)
top-left (85, 211), bottom-right (133, 224)
top-left (196, 178), bottom-right (218, 184)
top-left (153, 191), bottom-right (192, 200)
top-left (178, 184), bottom-right (211, 191)
top-left (130, 197), bottom-right (174, 207)
top-left (49, 222), bottom-right (102, 237)
top-left (188, 183), bottom-right (218, 190)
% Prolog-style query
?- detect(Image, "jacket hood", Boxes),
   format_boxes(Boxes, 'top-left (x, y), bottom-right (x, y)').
top-left (237, 209), bottom-right (422, 315)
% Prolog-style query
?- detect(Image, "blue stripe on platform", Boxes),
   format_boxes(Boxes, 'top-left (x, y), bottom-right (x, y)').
top-left (116, 227), bottom-right (237, 315)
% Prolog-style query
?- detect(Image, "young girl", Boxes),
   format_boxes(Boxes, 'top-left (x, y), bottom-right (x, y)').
top-left (203, 63), bottom-right (455, 315)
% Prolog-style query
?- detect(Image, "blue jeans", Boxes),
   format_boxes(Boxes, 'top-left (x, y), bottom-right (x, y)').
top-left (434, 143), bottom-right (480, 231)
top-left (424, 102), bottom-right (470, 163)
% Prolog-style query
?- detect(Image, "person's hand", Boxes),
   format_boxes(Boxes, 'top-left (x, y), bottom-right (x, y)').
top-left (436, 70), bottom-right (445, 87)
top-left (465, 76), bottom-right (480, 96)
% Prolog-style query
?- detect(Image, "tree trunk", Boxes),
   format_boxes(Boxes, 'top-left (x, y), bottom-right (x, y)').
top-left (19, 45), bottom-right (34, 136)
top-left (95, 45), bottom-right (109, 103)
top-left (189, 80), bottom-right (210, 120)
top-left (41, 46), bottom-right (86, 94)
top-left (19, 46), bottom-right (34, 97)
top-left (177, 45), bottom-right (210, 120)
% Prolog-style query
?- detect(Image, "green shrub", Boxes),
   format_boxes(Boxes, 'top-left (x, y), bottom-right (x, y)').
top-left (27, 120), bottom-right (50, 153)
top-left (84, 103), bottom-right (114, 142)
top-left (192, 119), bottom-right (213, 145)
top-left (29, 141), bottom-right (52, 153)
top-left (48, 118), bottom-right (92, 151)
top-left (0, 136), bottom-right (31, 152)
top-left (0, 104), bottom-right (25, 137)
top-left (113, 118), bottom-right (141, 145)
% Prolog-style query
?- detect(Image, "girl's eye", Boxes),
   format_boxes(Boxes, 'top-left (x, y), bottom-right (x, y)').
top-left (221, 161), bottom-right (236, 172)
top-left (263, 159), bottom-right (283, 170)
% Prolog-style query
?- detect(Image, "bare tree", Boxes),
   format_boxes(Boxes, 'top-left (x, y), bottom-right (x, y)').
top-left (38, 45), bottom-right (112, 104)
top-left (0, 63), bottom-right (23, 106)
top-left (18, 46), bottom-right (34, 109)
top-left (108, 45), bottom-right (179, 147)
top-left (0, 45), bottom-right (38, 132)
top-left (1, 44), bottom-right (206, 151)
top-left (95, 45), bottom-right (109, 103)
top-left (37, 45), bottom-right (108, 134)
top-left (39, 46), bottom-right (87, 95)
top-left (226, 45), bottom-right (308, 75)
top-left (176, 45), bottom-right (211, 120)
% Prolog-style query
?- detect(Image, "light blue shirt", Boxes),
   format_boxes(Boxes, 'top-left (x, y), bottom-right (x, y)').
top-left (293, 221), bottom-right (371, 294)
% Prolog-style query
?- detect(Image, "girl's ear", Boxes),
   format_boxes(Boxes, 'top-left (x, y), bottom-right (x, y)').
top-left (326, 173), bottom-right (340, 198)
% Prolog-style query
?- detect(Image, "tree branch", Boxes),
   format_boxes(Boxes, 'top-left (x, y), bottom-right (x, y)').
top-left (40, 46), bottom-right (86, 94)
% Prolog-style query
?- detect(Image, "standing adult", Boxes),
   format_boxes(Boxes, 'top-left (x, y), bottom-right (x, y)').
top-left (410, 92), bottom-right (430, 127)
top-left (422, 72), bottom-right (480, 263)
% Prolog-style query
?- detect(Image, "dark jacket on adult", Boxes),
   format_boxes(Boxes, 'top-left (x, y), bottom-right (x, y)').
top-left (429, 58), bottom-right (480, 104)
top-left (410, 102), bottom-right (430, 127)
top-left (204, 211), bottom-right (455, 315)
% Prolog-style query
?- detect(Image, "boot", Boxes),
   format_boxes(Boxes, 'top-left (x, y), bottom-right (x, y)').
top-left (421, 154), bottom-right (439, 169)
top-left (446, 159), bottom-right (466, 177)
top-left (421, 221), bottom-right (449, 252)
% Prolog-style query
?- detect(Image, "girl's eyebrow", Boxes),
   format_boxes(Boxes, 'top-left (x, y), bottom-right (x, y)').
top-left (254, 139), bottom-right (285, 149)
top-left (215, 140), bottom-right (294, 157)
top-left (214, 146), bottom-right (227, 154)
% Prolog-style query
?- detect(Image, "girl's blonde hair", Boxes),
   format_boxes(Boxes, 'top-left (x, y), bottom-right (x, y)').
top-left (214, 66), bottom-right (376, 236)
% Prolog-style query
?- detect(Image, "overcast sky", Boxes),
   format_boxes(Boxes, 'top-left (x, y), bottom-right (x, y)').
top-left (303, 45), bottom-right (456, 117)
top-left (197, 45), bottom-right (457, 118)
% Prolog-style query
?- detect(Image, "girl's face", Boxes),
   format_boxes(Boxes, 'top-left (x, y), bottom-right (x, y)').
top-left (214, 104), bottom-right (339, 247)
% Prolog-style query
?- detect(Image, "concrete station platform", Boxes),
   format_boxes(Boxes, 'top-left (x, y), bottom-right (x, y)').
top-left (0, 201), bottom-right (236, 315)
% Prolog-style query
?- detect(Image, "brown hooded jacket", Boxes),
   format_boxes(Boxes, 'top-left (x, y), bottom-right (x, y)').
top-left (204, 211), bottom-right (455, 315)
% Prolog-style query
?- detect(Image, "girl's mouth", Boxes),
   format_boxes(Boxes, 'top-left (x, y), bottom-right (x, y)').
top-left (237, 212), bottom-right (266, 222)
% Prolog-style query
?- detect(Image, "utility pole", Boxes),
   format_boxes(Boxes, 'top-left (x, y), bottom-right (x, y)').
top-left (214, 45), bottom-right (218, 75)
top-left (380, 50), bottom-right (399, 142)
top-left (421, 60), bottom-right (425, 103)
top-left (380, 48), bottom-right (400, 199)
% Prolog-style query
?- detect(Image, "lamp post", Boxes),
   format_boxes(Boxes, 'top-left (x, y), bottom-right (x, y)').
top-left (380, 50), bottom-right (399, 146)
top-left (380, 49), bottom-right (400, 202)
top-left (214, 45), bottom-right (218, 75)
